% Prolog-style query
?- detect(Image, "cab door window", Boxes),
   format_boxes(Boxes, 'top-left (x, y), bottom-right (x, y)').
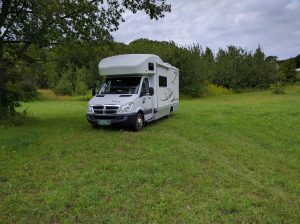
top-left (140, 78), bottom-right (149, 97)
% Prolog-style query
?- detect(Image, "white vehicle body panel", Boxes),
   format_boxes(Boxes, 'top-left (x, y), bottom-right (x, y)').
top-left (86, 54), bottom-right (179, 126)
top-left (154, 64), bottom-right (179, 120)
top-left (99, 54), bottom-right (162, 76)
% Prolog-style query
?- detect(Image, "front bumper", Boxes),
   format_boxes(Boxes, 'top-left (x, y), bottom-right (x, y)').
top-left (86, 112), bottom-right (137, 127)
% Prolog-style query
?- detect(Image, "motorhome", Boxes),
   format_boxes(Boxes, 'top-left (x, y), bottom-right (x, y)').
top-left (86, 54), bottom-right (179, 131)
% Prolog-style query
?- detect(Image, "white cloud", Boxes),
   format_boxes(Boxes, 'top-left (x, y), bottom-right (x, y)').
top-left (285, 0), bottom-right (300, 10)
top-left (113, 0), bottom-right (300, 59)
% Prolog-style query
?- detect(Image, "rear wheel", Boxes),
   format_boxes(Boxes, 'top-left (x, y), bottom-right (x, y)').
top-left (167, 107), bottom-right (173, 118)
top-left (132, 112), bottom-right (144, 131)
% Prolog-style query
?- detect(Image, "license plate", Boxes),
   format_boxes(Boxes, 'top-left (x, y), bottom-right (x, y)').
top-left (97, 119), bottom-right (111, 125)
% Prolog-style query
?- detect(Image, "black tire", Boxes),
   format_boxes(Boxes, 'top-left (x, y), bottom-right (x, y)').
top-left (132, 113), bottom-right (144, 131)
top-left (166, 108), bottom-right (173, 118)
top-left (91, 123), bottom-right (98, 129)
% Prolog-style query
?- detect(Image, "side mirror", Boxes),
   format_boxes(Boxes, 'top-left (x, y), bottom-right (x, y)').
top-left (149, 87), bottom-right (154, 96)
top-left (92, 88), bottom-right (96, 96)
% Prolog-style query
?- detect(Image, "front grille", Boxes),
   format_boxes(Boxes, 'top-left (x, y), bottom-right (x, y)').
top-left (93, 115), bottom-right (117, 120)
top-left (93, 105), bottom-right (119, 115)
top-left (106, 106), bottom-right (119, 110)
top-left (93, 105), bottom-right (104, 109)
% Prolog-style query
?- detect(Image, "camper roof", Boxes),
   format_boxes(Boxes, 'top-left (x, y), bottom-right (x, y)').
top-left (98, 54), bottom-right (177, 76)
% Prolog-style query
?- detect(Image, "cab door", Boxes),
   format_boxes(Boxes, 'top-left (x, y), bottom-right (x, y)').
top-left (140, 78), bottom-right (153, 121)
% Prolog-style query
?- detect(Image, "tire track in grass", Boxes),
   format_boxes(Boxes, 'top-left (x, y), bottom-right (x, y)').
top-left (162, 129), bottom-right (299, 204)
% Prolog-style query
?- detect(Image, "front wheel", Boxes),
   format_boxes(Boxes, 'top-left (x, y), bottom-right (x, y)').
top-left (132, 113), bottom-right (144, 131)
top-left (91, 123), bottom-right (98, 129)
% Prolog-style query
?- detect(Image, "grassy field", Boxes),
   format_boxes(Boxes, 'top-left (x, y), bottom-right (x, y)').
top-left (1, 87), bottom-right (300, 223)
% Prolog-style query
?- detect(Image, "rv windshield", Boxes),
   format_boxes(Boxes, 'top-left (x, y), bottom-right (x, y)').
top-left (100, 77), bottom-right (141, 94)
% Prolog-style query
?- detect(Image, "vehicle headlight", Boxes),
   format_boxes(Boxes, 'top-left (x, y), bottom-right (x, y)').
top-left (118, 102), bottom-right (134, 113)
top-left (86, 105), bottom-right (94, 113)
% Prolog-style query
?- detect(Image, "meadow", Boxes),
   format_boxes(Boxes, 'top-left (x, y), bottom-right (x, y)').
top-left (1, 87), bottom-right (300, 223)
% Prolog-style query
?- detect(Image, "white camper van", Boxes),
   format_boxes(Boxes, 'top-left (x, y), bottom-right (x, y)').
top-left (86, 54), bottom-right (179, 131)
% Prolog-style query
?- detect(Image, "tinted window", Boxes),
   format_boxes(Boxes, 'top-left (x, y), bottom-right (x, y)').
top-left (148, 63), bottom-right (154, 71)
top-left (140, 78), bottom-right (149, 96)
top-left (159, 76), bottom-right (167, 87)
top-left (101, 77), bottom-right (141, 94)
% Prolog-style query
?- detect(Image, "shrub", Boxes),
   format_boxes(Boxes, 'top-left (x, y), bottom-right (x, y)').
top-left (296, 72), bottom-right (300, 83)
top-left (74, 81), bottom-right (88, 95)
top-left (279, 59), bottom-right (297, 83)
top-left (53, 74), bottom-right (73, 95)
top-left (207, 83), bottom-right (232, 95)
top-left (272, 82), bottom-right (285, 94)
top-left (44, 62), bottom-right (59, 89)
top-left (74, 67), bottom-right (89, 95)
top-left (0, 109), bottom-right (28, 126)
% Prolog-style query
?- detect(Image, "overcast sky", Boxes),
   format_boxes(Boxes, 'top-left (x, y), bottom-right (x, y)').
top-left (113, 0), bottom-right (300, 60)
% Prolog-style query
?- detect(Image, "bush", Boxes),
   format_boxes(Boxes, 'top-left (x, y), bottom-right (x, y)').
top-left (272, 82), bottom-right (285, 94)
top-left (74, 67), bottom-right (89, 95)
top-left (207, 83), bottom-right (232, 95)
top-left (296, 72), bottom-right (300, 83)
top-left (0, 109), bottom-right (28, 126)
top-left (44, 62), bottom-right (59, 89)
top-left (74, 81), bottom-right (88, 95)
top-left (279, 59), bottom-right (297, 83)
top-left (53, 73), bottom-right (73, 95)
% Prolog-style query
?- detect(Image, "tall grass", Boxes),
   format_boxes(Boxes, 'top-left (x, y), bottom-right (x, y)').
top-left (37, 89), bottom-right (91, 101)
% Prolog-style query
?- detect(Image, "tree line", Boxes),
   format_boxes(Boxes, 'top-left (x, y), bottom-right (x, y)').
top-left (24, 39), bottom-right (297, 98)
top-left (2, 38), bottom-right (298, 120)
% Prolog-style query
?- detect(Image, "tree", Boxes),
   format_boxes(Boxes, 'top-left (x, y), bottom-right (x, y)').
top-left (212, 45), bottom-right (277, 90)
top-left (265, 55), bottom-right (278, 63)
top-left (0, 0), bottom-right (171, 118)
top-left (202, 47), bottom-right (215, 81)
top-left (279, 59), bottom-right (297, 83)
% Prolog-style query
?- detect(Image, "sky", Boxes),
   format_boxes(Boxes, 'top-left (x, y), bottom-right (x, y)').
top-left (113, 0), bottom-right (300, 60)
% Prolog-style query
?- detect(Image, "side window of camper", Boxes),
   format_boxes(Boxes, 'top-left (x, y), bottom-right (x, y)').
top-left (159, 76), bottom-right (167, 87)
top-left (140, 78), bottom-right (149, 97)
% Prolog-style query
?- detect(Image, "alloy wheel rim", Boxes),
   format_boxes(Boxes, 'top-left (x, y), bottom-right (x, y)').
top-left (137, 116), bottom-right (143, 129)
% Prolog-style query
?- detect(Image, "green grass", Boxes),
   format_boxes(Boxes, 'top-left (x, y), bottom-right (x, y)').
top-left (1, 87), bottom-right (300, 223)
